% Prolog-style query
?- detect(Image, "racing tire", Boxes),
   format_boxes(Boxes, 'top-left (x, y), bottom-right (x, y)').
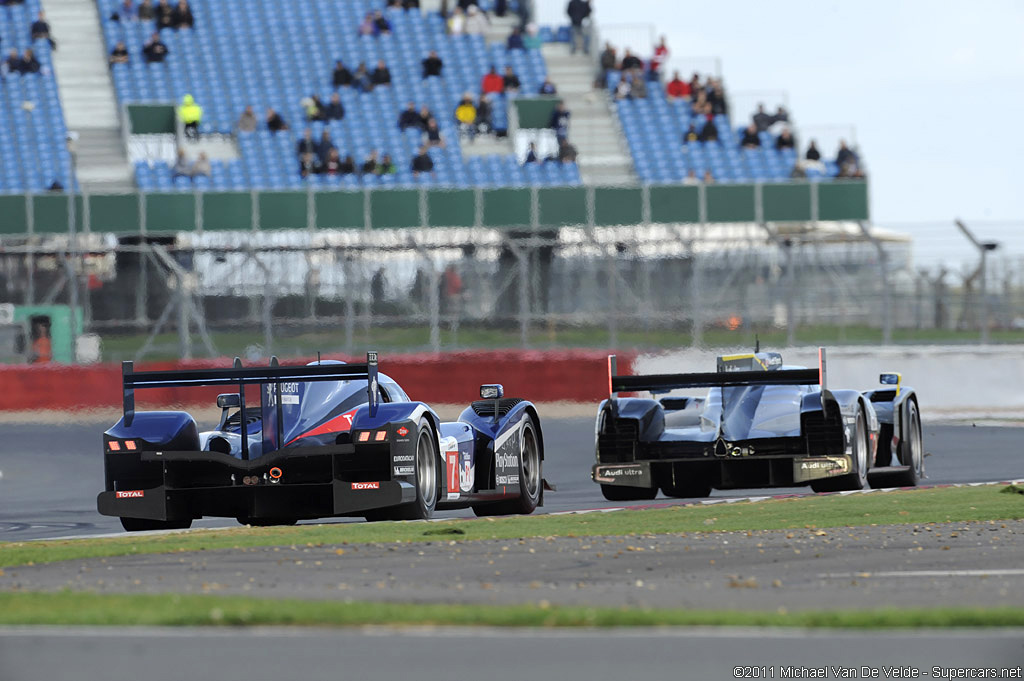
top-left (120, 517), bottom-right (193, 532)
top-left (811, 407), bottom-right (868, 493)
top-left (891, 399), bottom-right (923, 487)
top-left (600, 484), bottom-right (658, 502)
top-left (235, 517), bottom-right (298, 527)
top-left (661, 478), bottom-right (712, 499)
top-left (374, 417), bottom-right (440, 521)
top-left (472, 415), bottom-right (542, 517)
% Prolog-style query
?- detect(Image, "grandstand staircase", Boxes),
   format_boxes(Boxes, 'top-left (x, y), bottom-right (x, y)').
top-left (540, 43), bottom-right (635, 185)
top-left (45, 0), bottom-right (134, 191)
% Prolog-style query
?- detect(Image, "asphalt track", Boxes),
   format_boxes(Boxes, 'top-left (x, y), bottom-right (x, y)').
top-left (1, 626), bottom-right (1022, 681)
top-left (0, 419), bottom-right (1021, 541)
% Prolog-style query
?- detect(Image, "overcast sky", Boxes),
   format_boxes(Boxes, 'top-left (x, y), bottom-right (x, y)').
top-left (536, 0), bottom-right (1024, 246)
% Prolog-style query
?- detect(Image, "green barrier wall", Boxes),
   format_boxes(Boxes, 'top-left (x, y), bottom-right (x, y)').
top-left (513, 97), bottom-right (562, 129)
top-left (0, 182), bottom-right (869, 235)
top-left (126, 104), bottom-right (176, 134)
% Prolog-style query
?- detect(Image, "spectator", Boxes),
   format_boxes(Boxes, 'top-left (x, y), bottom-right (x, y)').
top-left (398, 102), bottom-right (421, 130)
top-left (371, 60), bottom-right (392, 87)
top-left (236, 105), bottom-right (257, 133)
top-left (361, 151), bottom-right (379, 175)
top-left (502, 65), bottom-right (521, 92)
top-left (411, 145), bottom-right (434, 176)
top-left (507, 27), bottom-right (524, 50)
top-left (352, 62), bottom-right (372, 92)
top-left (424, 117), bottom-right (445, 147)
top-left (19, 48), bottom-right (40, 74)
top-left (523, 142), bottom-right (538, 164)
top-left (373, 10), bottom-right (392, 34)
top-left (302, 94), bottom-right (325, 122)
top-left (378, 154), bottom-right (397, 175)
top-left (775, 128), bottom-right (795, 150)
top-left (698, 116), bottom-right (718, 142)
top-left (358, 12), bottom-right (375, 36)
top-left (666, 71), bottom-right (690, 99)
top-left (629, 71), bottom-right (647, 98)
top-left (464, 6), bottom-right (488, 36)
top-left (422, 50), bottom-right (443, 79)
top-left (650, 36), bottom-right (669, 76)
top-left (322, 148), bottom-right (342, 175)
top-left (523, 22), bottom-right (542, 49)
top-left (549, 101), bottom-right (570, 140)
top-left (836, 139), bottom-right (858, 167)
top-left (703, 169), bottom-right (715, 184)
top-left (155, 0), bottom-right (174, 30)
top-left (171, 0), bottom-right (194, 29)
top-left (266, 107), bottom-right (288, 133)
top-left (557, 138), bottom-right (578, 163)
top-left (682, 123), bottom-right (698, 144)
top-left (448, 7), bottom-right (465, 35)
top-left (620, 49), bottom-right (642, 71)
top-left (30, 11), bottom-right (55, 49)
top-left (805, 140), bottom-right (821, 161)
top-left (752, 103), bottom-right (773, 132)
top-left (137, 0), bottom-right (154, 21)
top-left (475, 93), bottom-right (492, 134)
top-left (332, 60), bottom-right (353, 88)
top-left (317, 130), bottom-right (336, 163)
top-left (386, 0), bottom-right (400, 9)
top-left (598, 42), bottom-right (616, 85)
top-left (455, 94), bottom-right (476, 139)
top-left (109, 41), bottom-right (130, 65)
top-left (142, 32), bottom-right (168, 63)
top-left (773, 106), bottom-right (789, 125)
top-left (177, 93), bottom-right (202, 140)
top-left (171, 148), bottom-right (191, 179)
top-left (614, 73), bottom-right (631, 100)
top-left (296, 129), bottom-right (317, 157)
top-left (688, 73), bottom-right (702, 100)
top-left (740, 124), bottom-right (760, 149)
top-left (481, 66), bottom-right (503, 94)
top-left (566, 0), bottom-right (591, 55)
top-left (683, 169), bottom-right (699, 185)
top-left (709, 80), bottom-right (727, 115)
top-left (190, 152), bottom-right (210, 178)
top-left (339, 155), bottom-right (356, 175)
top-left (299, 151), bottom-right (322, 178)
top-left (538, 77), bottom-right (557, 95)
top-left (418, 105), bottom-right (434, 129)
top-left (3, 49), bottom-right (21, 75)
top-left (323, 92), bottom-right (345, 121)
top-left (403, 0), bottom-right (420, 9)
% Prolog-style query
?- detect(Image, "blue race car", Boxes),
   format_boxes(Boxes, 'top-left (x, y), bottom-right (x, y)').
top-left (98, 353), bottom-right (547, 531)
top-left (592, 347), bottom-right (924, 500)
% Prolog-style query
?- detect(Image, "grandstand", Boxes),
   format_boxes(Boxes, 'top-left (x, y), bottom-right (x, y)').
top-left (0, 0), bottom-right (75, 193)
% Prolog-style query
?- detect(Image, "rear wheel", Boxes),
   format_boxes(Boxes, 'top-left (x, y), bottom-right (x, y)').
top-left (473, 415), bottom-right (542, 516)
top-left (600, 484), bottom-right (658, 502)
top-left (892, 399), bottom-right (923, 487)
top-left (811, 407), bottom-right (868, 493)
top-left (376, 418), bottom-right (440, 521)
top-left (120, 517), bottom-right (192, 532)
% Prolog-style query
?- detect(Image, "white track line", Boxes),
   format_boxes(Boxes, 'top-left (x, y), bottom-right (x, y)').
top-left (820, 569), bottom-right (1024, 579)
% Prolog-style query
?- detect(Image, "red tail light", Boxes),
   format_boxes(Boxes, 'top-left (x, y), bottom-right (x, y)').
top-left (108, 441), bottom-right (121, 451)
top-left (124, 440), bottom-right (137, 451)
top-left (374, 431), bottom-right (387, 442)
top-left (358, 432), bottom-right (370, 442)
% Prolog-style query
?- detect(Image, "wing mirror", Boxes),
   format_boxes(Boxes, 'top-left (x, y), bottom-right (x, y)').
top-left (217, 393), bottom-right (241, 409)
top-left (480, 384), bottom-right (504, 400)
top-left (879, 373), bottom-right (901, 387)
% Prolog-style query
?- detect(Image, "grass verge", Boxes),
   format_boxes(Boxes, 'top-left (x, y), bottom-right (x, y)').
top-left (1, 591), bottom-right (1022, 629)
top-left (1, 485), bottom-right (1021, 569)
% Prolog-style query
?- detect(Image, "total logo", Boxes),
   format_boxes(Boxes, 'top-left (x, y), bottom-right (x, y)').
top-left (351, 482), bottom-right (380, 490)
top-left (115, 490), bottom-right (144, 499)
top-left (396, 427), bottom-right (409, 437)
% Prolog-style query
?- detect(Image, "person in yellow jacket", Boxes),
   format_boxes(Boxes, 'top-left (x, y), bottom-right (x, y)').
top-left (454, 94), bottom-right (477, 140)
top-left (178, 93), bottom-right (202, 140)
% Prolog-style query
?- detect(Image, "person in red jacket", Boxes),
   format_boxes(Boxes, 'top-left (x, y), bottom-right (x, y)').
top-left (666, 70), bottom-right (690, 99)
top-left (481, 66), bottom-right (503, 94)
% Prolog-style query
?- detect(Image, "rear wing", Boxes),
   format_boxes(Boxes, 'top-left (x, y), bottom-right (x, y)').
top-left (122, 351), bottom-right (379, 458)
top-left (608, 347), bottom-right (828, 395)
